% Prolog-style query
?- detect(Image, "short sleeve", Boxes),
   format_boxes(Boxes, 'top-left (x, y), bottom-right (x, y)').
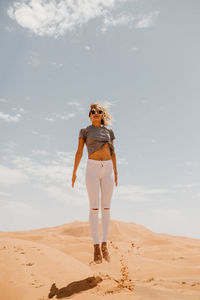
top-left (79, 128), bottom-right (86, 142)
top-left (109, 128), bottom-right (115, 141)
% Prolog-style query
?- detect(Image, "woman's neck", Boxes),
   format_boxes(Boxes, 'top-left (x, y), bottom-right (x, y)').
top-left (92, 122), bottom-right (101, 127)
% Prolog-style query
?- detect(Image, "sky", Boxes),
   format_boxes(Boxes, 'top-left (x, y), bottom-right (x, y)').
top-left (0, 0), bottom-right (200, 239)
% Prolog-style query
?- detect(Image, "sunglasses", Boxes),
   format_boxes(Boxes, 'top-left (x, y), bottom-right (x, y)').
top-left (90, 109), bottom-right (103, 115)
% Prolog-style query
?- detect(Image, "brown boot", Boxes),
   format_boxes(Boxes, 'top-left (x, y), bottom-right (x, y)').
top-left (93, 244), bottom-right (102, 264)
top-left (101, 242), bottom-right (110, 262)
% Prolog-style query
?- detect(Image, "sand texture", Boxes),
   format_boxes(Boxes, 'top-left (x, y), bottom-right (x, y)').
top-left (0, 219), bottom-right (200, 300)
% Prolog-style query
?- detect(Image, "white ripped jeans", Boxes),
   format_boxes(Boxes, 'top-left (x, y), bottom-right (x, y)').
top-left (85, 158), bottom-right (114, 244)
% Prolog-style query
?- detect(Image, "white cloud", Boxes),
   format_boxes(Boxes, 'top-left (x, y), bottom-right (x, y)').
top-left (67, 101), bottom-right (82, 107)
top-left (118, 157), bottom-right (128, 165)
top-left (66, 100), bottom-right (85, 113)
top-left (45, 186), bottom-right (68, 201)
top-left (135, 10), bottom-right (160, 29)
top-left (7, 0), bottom-right (127, 38)
top-left (129, 46), bottom-right (139, 52)
top-left (26, 51), bottom-right (40, 67)
top-left (0, 107), bottom-right (26, 122)
top-left (2, 141), bottom-right (17, 155)
top-left (115, 184), bottom-right (171, 202)
top-left (31, 130), bottom-right (39, 135)
top-left (184, 161), bottom-right (193, 167)
top-left (1, 149), bottom-right (200, 233)
top-left (84, 45), bottom-right (91, 51)
top-left (44, 185), bottom-right (83, 205)
top-left (10, 151), bottom-right (85, 188)
top-left (102, 12), bottom-right (135, 32)
top-left (30, 130), bottom-right (52, 141)
top-left (31, 149), bottom-right (49, 156)
top-left (11, 155), bottom-right (69, 184)
top-left (12, 107), bottom-right (26, 113)
top-left (0, 191), bottom-right (11, 197)
top-left (2, 200), bottom-right (32, 211)
top-left (171, 183), bottom-right (200, 189)
top-left (1, 151), bottom-right (174, 206)
top-left (114, 182), bottom-right (200, 204)
top-left (43, 112), bottom-right (76, 121)
top-left (49, 61), bottom-right (63, 68)
top-left (5, 26), bottom-right (15, 32)
top-left (0, 165), bottom-right (28, 186)
top-left (181, 161), bottom-right (199, 168)
top-left (131, 207), bottom-right (189, 238)
top-left (1, 152), bottom-right (88, 205)
top-left (0, 98), bottom-right (7, 102)
top-left (139, 136), bottom-right (157, 143)
top-left (7, 1), bottom-right (160, 37)
top-left (0, 111), bottom-right (22, 122)
top-left (153, 208), bottom-right (182, 218)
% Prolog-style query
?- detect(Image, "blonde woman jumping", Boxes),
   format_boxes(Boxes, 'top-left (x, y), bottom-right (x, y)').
top-left (72, 103), bottom-right (118, 264)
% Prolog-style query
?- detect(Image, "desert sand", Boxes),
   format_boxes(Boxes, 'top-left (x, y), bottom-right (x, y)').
top-left (0, 219), bottom-right (200, 300)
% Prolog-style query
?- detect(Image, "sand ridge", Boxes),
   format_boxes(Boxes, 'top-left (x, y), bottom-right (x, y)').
top-left (0, 219), bottom-right (200, 300)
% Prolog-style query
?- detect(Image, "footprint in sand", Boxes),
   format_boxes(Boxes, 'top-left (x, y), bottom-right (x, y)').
top-left (15, 247), bottom-right (23, 252)
top-left (26, 262), bottom-right (34, 266)
top-left (21, 262), bottom-right (34, 266)
top-left (30, 279), bottom-right (45, 288)
top-left (110, 240), bottom-right (141, 256)
top-left (0, 246), bottom-right (6, 250)
top-left (145, 277), bottom-right (155, 283)
top-left (14, 247), bottom-right (25, 254)
top-left (191, 282), bottom-right (200, 287)
top-left (35, 284), bottom-right (45, 288)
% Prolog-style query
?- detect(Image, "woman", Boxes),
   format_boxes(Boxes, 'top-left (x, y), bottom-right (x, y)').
top-left (72, 103), bottom-right (118, 264)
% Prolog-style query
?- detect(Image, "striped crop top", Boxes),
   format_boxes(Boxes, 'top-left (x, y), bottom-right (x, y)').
top-left (79, 124), bottom-right (115, 156)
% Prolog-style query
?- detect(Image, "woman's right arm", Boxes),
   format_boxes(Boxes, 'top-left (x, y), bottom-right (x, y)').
top-left (72, 138), bottom-right (85, 188)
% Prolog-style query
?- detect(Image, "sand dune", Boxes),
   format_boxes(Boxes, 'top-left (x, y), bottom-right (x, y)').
top-left (0, 219), bottom-right (200, 300)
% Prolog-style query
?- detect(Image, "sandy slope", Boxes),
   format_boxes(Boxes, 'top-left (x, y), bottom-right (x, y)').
top-left (0, 219), bottom-right (200, 300)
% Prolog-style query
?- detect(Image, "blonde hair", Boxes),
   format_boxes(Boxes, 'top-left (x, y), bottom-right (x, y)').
top-left (89, 102), bottom-right (114, 126)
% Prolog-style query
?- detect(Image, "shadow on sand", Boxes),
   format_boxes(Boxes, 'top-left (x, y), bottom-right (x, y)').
top-left (48, 276), bottom-right (103, 298)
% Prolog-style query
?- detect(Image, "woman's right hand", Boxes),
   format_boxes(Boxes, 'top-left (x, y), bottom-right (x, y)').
top-left (114, 172), bottom-right (118, 187)
top-left (72, 172), bottom-right (77, 188)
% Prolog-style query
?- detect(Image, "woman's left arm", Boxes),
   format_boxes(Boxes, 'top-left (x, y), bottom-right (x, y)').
top-left (111, 141), bottom-right (118, 186)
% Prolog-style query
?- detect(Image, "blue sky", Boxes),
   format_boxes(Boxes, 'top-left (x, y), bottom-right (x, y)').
top-left (0, 0), bottom-right (200, 238)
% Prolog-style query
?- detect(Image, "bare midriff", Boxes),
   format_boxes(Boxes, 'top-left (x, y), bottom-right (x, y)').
top-left (88, 143), bottom-right (112, 161)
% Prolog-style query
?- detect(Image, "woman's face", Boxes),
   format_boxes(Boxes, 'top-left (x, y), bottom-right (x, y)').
top-left (89, 108), bottom-right (103, 122)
